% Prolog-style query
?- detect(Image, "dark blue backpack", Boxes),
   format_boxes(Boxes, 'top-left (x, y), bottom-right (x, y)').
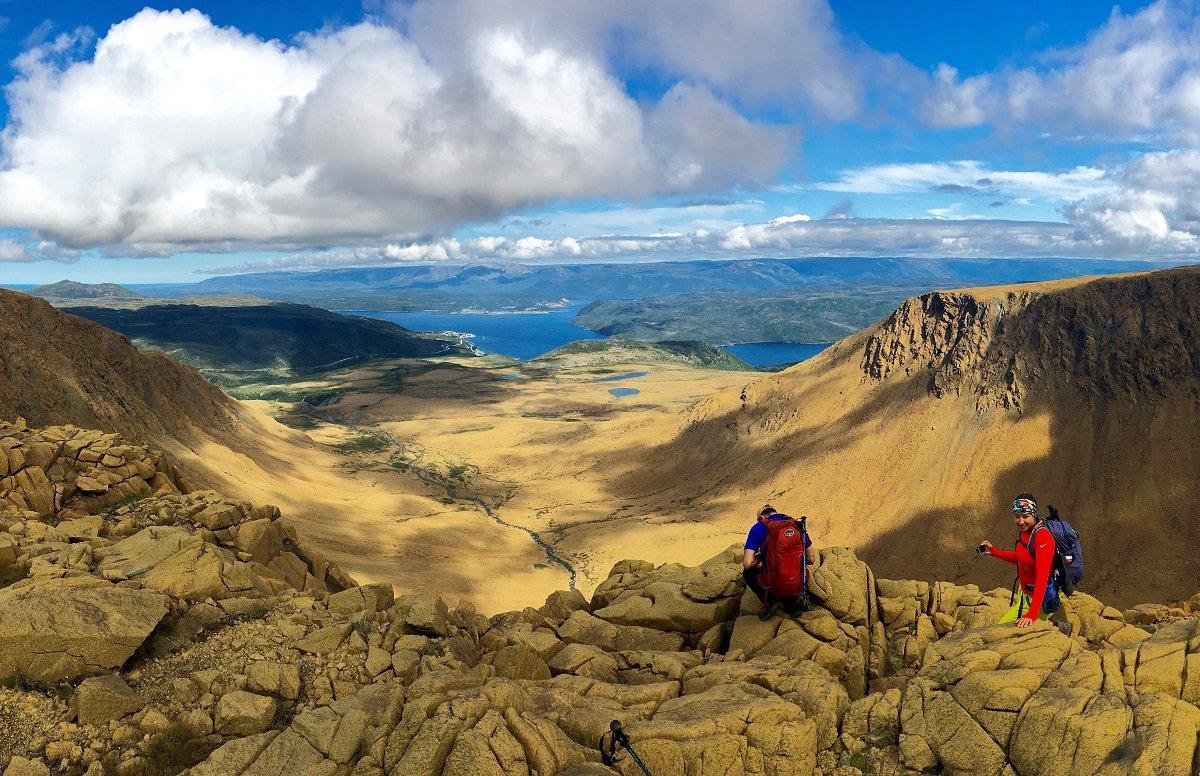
top-left (1042, 505), bottom-right (1084, 586)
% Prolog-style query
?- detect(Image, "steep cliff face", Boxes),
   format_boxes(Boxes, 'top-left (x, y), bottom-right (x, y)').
top-left (0, 288), bottom-right (237, 443)
top-left (860, 269), bottom-right (1200, 408)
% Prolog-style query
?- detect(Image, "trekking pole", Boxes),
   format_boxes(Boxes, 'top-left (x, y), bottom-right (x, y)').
top-left (600, 720), bottom-right (652, 775)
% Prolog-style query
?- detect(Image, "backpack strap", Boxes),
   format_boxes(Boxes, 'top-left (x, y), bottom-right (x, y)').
top-left (1022, 523), bottom-right (1049, 566)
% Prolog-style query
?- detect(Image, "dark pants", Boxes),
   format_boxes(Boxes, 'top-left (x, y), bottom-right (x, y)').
top-left (743, 567), bottom-right (767, 601)
top-left (744, 566), bottom-right (809, 611)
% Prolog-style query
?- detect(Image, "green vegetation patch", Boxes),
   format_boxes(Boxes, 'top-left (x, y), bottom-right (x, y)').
top-left (333, 431), bottom-right (391, 455)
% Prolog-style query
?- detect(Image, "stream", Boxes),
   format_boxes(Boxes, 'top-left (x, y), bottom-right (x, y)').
top-left (375, 430), bottom-right (578, 590)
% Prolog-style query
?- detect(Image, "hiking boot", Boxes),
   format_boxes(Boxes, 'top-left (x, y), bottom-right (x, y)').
top-left (758, 601), bottom-right (781, 621)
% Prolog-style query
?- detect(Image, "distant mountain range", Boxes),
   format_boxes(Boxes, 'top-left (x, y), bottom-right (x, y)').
top-left (146, 258), bottom-right (1190, 312)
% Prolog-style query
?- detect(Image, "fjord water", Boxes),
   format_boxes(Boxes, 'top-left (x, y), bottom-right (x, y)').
top-left (348, 305), bottom-right (602, 360)
top-left (723, 342), bottom-right (830, 368)
top-left (347, 307), bottom-right (830, 367)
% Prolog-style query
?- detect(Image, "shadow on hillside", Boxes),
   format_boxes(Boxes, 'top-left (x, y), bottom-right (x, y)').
top-left (851, 390), bottom-right (1200, 608)
top-left (598, 369), bottom-right (926, 507)
top-left (583, 355), bottom-right (1200, 609)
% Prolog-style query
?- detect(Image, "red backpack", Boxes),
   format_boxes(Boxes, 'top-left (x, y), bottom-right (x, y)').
top-left (760, 516), bottom-right (807, 597)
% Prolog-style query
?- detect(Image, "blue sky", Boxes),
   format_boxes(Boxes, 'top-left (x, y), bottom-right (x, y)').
top-left (0, 0), bottom-right (1197, 283)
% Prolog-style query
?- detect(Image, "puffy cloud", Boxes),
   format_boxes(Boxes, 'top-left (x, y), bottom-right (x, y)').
top-left (0, 8), bottom-right (787, 255)
top-left (922, 64), bottom-right (989, 129)
top-left (647, 83), bottom-right (792, 191)
top-left (1065, 149), bottom-right (1200, 249)
top-left (0, 239), bottom-right (35, 262)
top-left (399, 0), bottom-right (890, 121)
top-left (921, 1), bottom-right (1200, 142)
top-left (0, 237), bottom-right (77, 263)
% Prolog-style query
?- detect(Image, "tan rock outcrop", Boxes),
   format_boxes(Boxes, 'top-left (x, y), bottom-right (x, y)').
top-left (71, 675), bottom-right (143, 725)
top-left (216, 691), bottom-right (277, 736)
top-left (8, 422), bottom-right (1200, 776)
top-left (0, 576), bottom-right (168, 681)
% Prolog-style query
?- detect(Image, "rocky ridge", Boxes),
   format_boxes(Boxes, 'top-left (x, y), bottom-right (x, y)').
top-left (2, 421), bottom-right (1200, 775)
top-left (860, 267), bottom-right (1200, 409)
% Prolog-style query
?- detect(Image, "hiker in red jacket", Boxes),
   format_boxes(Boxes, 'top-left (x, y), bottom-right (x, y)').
top-left (743, 505), bottom-right (816, 620)
top-left (978, 493), bottom-right (1057, 628)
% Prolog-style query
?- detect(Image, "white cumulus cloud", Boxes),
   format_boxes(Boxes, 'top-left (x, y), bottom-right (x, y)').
top-left (921, 1), bottom-right (1200, 143)
top-left (1065, 149), bottom-right (1200, 250)
top-left (398, 0), bottom-right (891, 121)
top-left (0, 8), bottom-right (788, 255)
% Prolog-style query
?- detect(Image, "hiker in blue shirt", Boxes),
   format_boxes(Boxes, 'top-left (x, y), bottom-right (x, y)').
top-left (743, 504), bottom-right (816, 619)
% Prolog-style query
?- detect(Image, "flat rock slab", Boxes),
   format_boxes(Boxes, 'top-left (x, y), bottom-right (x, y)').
top-left (72, 674), bottom-right (144, 725)
top-left (0, 576), bottom-right (169, 682)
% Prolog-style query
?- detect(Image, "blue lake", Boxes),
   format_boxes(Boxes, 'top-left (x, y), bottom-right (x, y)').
top-left (723, 342), bottom-right (830, 368)
top-left (597, 371), bottom-right (648, 382)
top-left (346, 307), bottom-right (830, 368)
top-left (608, 387), bottom-right (640, 398)
top-left (348, 306), bottom-right (600, 361)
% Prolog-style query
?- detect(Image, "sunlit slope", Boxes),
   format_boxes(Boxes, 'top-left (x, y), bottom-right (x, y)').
top-left (611, 267), bottom-right (1200, 605)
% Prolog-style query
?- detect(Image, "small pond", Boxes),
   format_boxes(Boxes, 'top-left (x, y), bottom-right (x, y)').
top-left (596, 370), bottom-right (649, 382)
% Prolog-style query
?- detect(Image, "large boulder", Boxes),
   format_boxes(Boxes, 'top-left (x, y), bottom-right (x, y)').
top-left (0, 576), bottom-right (169, 681)
top-left (558, 611), bottom-right (685, 653)
top-left (93, 524), bottom-right (293, 602)
top-left (623, 684), bottom-right (818, 774)
top-left (590, 546), bottom-right (743, 634)
top-left (728, 606), bottom-right (873, 699)
top-left (3, 758), bottom-right (50, 776)
top-left (807, 547), bottom-right (875, 626)
top-left (889, 621), bottom-right (1200, 774)
top-left (683, 655), bottom-right (850, 752)
top-left (95, 525), bottom-right (195, 580)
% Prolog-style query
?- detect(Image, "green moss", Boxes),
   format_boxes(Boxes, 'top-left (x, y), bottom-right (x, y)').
top-left (105, 489), bottom-right (152, 512)
top-left (277, 413), bottom-right (320, 430)
top-left (865, 725), bottom-right (900, 748)
top-left (132, 722), bottom-right (222, 775)
top-left (333, 432), bottom-right (390, 454)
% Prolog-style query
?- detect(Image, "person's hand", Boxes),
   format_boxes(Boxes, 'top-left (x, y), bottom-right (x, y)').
top-left (1016, 616), bottom-right (1034, 629)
